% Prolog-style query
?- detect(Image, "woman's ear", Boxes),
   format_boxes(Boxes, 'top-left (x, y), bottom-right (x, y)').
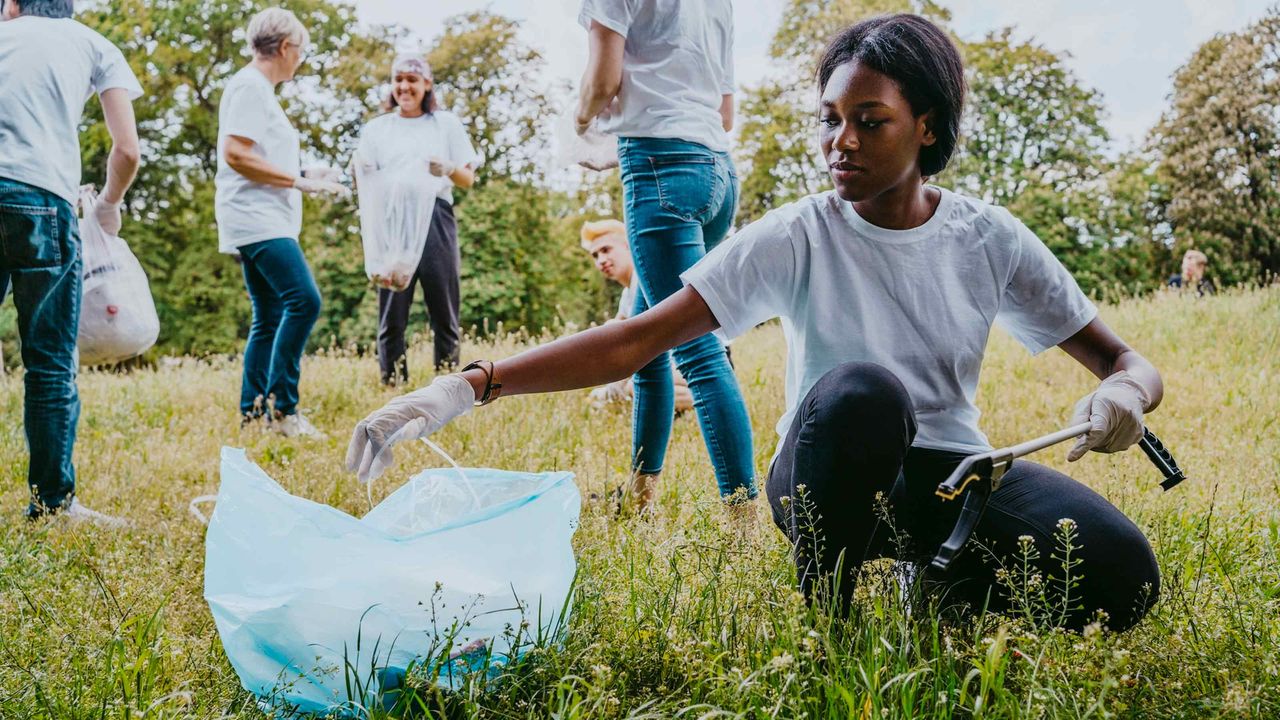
top-left (919, 109), bottom-right (938, 147)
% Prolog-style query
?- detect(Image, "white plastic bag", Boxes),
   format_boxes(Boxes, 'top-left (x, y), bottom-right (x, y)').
top-left (554, 109), bottom-right (618, 171)
top-left (355, 153), bottom-right (444, 292)
top-left (76, 187), bottom-right (160, 366)
top-left (204, 447), bottom-right (580, 715)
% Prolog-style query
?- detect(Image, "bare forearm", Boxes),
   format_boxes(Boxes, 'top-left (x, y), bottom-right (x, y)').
top-left (100, 144), bottom-right (139, 204)
top-left (1111, 350), bottom-right (1164, 411)
top-left (228, 152), bottom-right (296, 188)
top-left (576, 75), bottom-right (618, 127)
top-left (576, 22), bottom-right (625, 128)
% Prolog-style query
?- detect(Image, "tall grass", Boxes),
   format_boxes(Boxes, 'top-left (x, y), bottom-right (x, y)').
top-left (1, 287), bottom-right (1277, 718)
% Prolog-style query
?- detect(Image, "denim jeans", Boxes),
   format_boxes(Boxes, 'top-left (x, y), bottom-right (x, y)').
top-left (238, 237), bottom-right (321, 418)
top-left (0, 177), bottom-right (81, 516)
top-left (617, 137), bottom-right (756, 498)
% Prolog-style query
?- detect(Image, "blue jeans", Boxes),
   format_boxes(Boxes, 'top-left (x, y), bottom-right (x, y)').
top-left (0, 177), bottom-right (81, 516)
top-left (238, 238), bottom-right (321, 418)
top-left (617, 137), bottom-right (756, 498)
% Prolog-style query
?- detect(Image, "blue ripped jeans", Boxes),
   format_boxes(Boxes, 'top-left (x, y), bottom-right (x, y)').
top-left (0, 177), bottom-right (82, 516)
top-left (617, 137), bottom-right (756, 498)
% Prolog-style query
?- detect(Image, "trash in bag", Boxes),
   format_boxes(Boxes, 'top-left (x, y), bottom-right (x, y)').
top-left (354, 150), bottom-right (445, 292)
top-left (554, 108), bottom-right (618, 171)
top-left (202, 446), bottom-right (580, 715)
top-left (76, 186), bottom-right (160, 366)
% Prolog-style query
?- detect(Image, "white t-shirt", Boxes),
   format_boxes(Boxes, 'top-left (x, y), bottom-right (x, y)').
top-left (354, 111), bottom-right (480, 206)
top-left (578, 0), bottom-right (733, 152)
top-left (0, 17), bottom-right (142, 206)
top-left (617, 274), bottom-right (640, 319)
top-left (682, 187), bottom-right (1098, 458)
top-left (214, 66), bottom-right (302, 253)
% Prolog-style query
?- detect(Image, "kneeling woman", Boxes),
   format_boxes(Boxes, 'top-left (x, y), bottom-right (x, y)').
top-left (348, 14), bottom-right (1161, 631)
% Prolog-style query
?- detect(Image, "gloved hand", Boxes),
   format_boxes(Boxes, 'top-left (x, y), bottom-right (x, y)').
top-left (1066, 370), bottom-right (1151, 462)
top-left (293, 176), bottom-right (352, 200)
top-left (346, 374), bottom-right (476, 483)
top-left (93, 198), bottom-right (123, 235)
top-left (427, 157), bottom-right (456, 178)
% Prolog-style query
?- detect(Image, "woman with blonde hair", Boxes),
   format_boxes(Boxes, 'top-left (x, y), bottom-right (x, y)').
top-left (216, 7), bottom-right (349, 437)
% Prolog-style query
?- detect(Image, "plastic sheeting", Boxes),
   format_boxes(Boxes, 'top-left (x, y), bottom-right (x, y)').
top-left (204, 447), bottom-right (580, 715)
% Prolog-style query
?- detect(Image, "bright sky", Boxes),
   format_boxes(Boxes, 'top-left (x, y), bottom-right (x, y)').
top-left (356, 0), bottom-right (1273, 150)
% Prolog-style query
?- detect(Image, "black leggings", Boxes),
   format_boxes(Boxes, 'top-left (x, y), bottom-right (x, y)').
top-left (765, 362), bottom-right (1160, 631)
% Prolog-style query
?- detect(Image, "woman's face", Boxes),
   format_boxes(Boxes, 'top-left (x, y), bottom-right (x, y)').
top-left (281, 38), bottom-right (306, 78)
top-left (394, 72), bottom-right (431, 115)
top-left (818, 60), bottom-right (936, 203)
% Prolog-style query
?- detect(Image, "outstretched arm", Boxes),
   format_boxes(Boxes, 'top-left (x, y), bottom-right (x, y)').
top-left (461, 286), bottom-right (718, 398)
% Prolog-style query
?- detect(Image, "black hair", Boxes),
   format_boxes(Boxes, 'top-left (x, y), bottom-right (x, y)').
top-left (9, 0), bottom-right (74, 18)
top-left (817, 14), bottom-right (966, 176)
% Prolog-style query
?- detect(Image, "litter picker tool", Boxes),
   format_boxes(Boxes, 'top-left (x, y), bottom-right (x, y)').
top-left (930, 425), bottom-right (1185, 573)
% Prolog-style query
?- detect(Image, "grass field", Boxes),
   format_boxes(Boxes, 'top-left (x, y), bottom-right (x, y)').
top-left (1, 287), bottom-right (1277, 718)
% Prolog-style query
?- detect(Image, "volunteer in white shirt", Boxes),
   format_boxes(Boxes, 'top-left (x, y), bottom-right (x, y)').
top-left (0, 0), bottom-right (141, 525)
top-left (567, 0), bottom-right (754, 509)
top-left (353, 54), bottom-right (479, 383)
top-left (214, 7), bottom-right (349, 439)
top-left (349, 14), bottom-right (1165, 632)
top-left (579, 219), bottom-right (692, 415)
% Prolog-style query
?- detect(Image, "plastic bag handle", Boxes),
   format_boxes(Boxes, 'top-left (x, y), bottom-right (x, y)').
top-left (77, 185), bottom-right (113, 255)
top-left (188, 494), bottom-right (218, 525)
top-left (364, 430), bottom-right (480, 510)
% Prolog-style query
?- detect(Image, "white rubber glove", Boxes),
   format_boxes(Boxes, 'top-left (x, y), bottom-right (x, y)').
top-left (427, 157), bottom-right (456, 178)
top-left (302, 165), bottom-right (341, 183)
top-left (345, 374), bottom-right (476, 483)
top-left (293, 176), bottom-right (352, 200)
top-left (93, 198), bottom-right (123, 235)
top-left (1066, 370), bottom-right (1151, 462)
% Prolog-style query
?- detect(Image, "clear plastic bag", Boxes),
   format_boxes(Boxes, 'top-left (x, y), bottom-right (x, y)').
top-left (355, 152), bottom-right (445, 291)
top-left (203, 447), bottom-right (580, 715)
top-left (554, 109), bottom-right (618, 171)
top-left (76, 187), bottom-right (160, 366)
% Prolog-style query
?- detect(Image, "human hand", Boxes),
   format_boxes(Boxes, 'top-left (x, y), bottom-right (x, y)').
top-left (293, 176), bottom-right (352, 200)
top-left (93, 198), bottom-right (123, 235)
top-left (346, 374), bottom-right (475, 483)
top-left (427, 157), bottom-right (456, 178)
top-left (1066, 370), bottom-right (1150, 462)
top-left (302, 166), bottom-right (342, 182)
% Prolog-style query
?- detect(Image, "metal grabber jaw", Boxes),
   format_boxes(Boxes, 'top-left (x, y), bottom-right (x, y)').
top-left (929, 424), bottom-right (1187, 575)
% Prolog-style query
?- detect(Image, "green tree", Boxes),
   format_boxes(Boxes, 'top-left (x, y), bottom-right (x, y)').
top-left (1154, 9), bottom-right (1280, 285)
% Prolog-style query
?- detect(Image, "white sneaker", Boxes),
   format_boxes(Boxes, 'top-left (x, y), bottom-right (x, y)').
top-left (274, 412), bottom-right (327, 439)
top-left (63, 499), bottom-right (130, 529)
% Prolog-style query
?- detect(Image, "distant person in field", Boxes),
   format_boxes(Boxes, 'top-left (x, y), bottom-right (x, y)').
top-left (0, 0), bottom-right (141, 525)
top-left (353, 53), bottom-right (480, 384)
top-left (350, 14), bottom-right (1167, 632)
top-left (562, 0), bottom-right (754, 509)
top-left (1167, 249), bottom-right (1215, 296)
top-left (215, 7), bottom-right (349, 438)
top-left (580, 219), bottom-right (693, 413)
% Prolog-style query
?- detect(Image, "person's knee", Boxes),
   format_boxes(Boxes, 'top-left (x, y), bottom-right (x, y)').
top-left (288, 286), bottom-right (322, 323)
top-left (671, 335), bottom-right (729, 381)
top-left (1089, 528), bottom-right (1160, 632)
top-left (804, 362), bottom-right (913, 431)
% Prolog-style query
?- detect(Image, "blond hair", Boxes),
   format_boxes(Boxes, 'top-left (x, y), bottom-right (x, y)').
top-left (1182, 249), bottom-right (1208, 267)
top-left (580, 219), bottom-right (627, 251)
top-left (246, 7), bottom-right (309, 58)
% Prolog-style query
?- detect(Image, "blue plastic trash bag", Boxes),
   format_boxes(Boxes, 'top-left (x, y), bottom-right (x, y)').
top-left (204, 447), bottom-right (580, 715)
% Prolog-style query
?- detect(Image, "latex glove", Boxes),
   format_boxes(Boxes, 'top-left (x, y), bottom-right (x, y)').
top-left (1066, 370), bottom-right (1150, 462)
top-left (427, 157), bottom-right (456, 178)
top-left (293, 176), bottom-right (352, 200)
top-left (93, 198), bottom-right (123, 235)
top-left (345, 374), bottom-right (475, 483)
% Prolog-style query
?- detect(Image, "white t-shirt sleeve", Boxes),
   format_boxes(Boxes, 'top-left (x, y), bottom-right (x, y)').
top-left (719, 16), bottom-right (735, 95)
top-left (90, 36), bottom-right (143, 100)
top-left (444, 113), bottom-right (481, 168)
top-left (680, 212), bottom-right (798, 340)
top-left (220, 80), bottom-right (271, 147)
top-left (995, 217), bottom-right (1098, 354)
top-left (578, 0), bottom-right (633, 36)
